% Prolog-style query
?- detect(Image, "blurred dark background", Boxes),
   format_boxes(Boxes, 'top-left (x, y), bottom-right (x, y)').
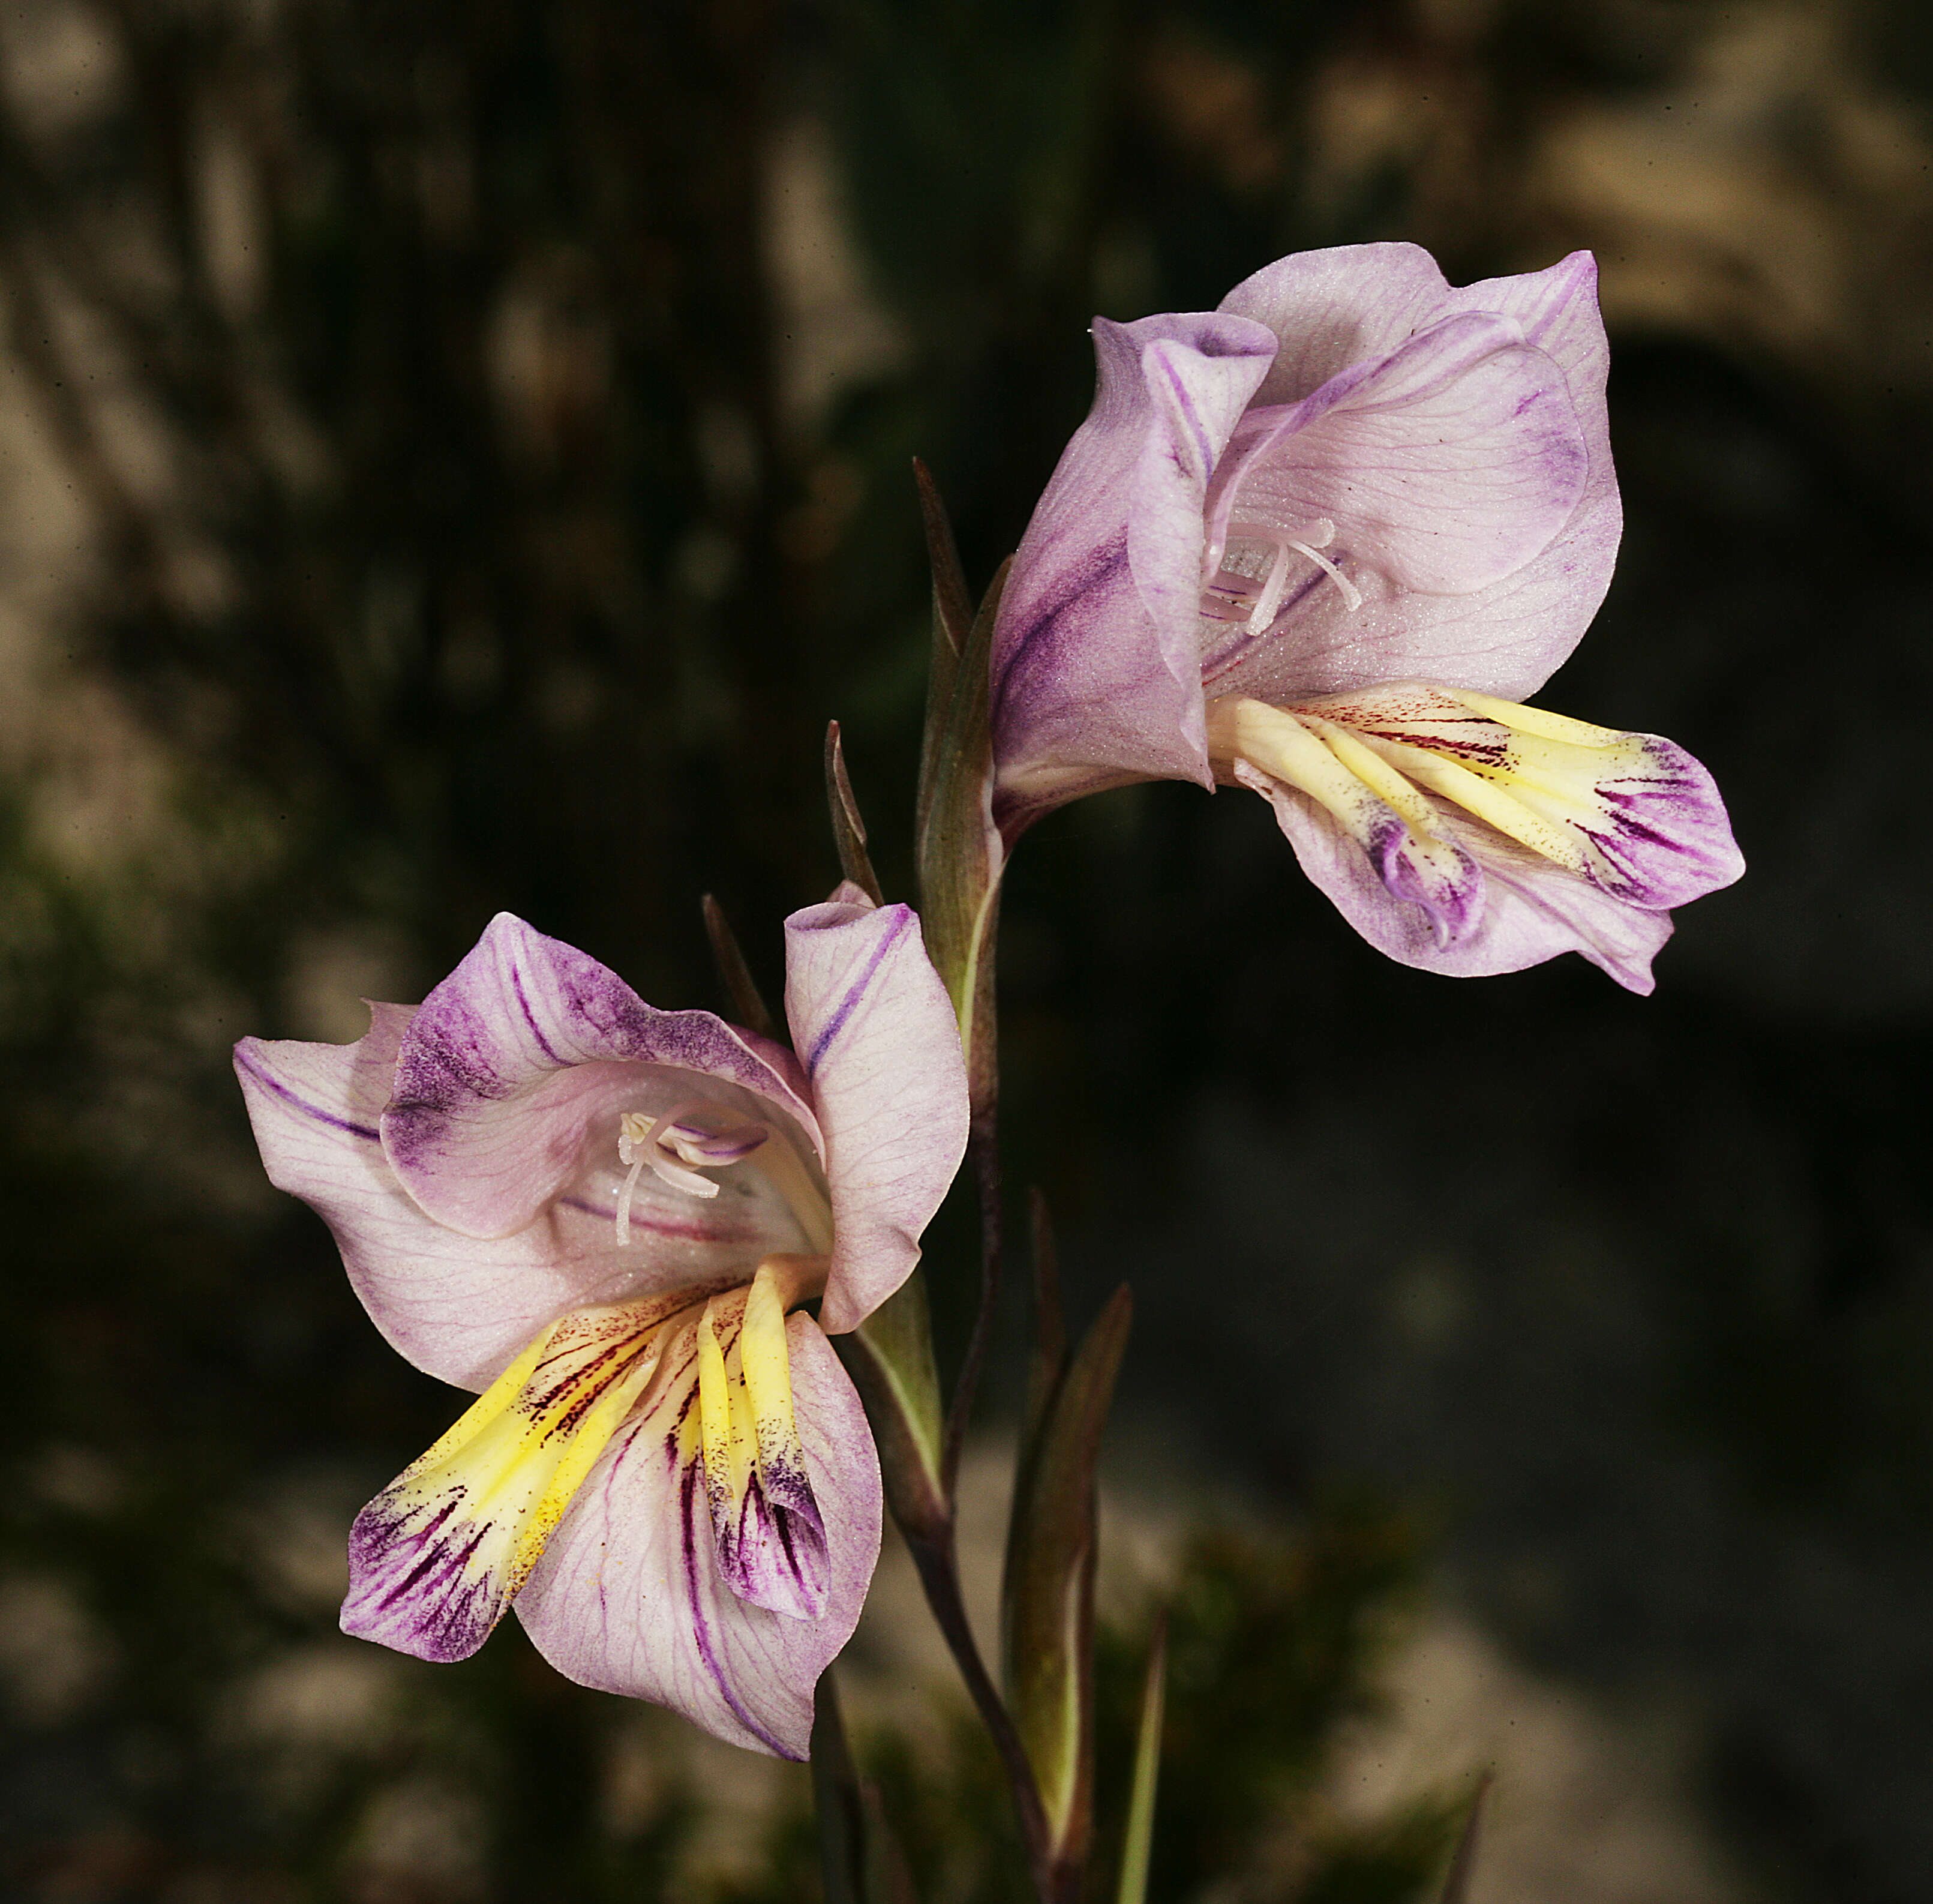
top-left (4, 0), bottom-right (1931, 1899)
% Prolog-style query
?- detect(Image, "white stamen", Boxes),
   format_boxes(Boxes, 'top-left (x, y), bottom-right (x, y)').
top-left (1284, 527), bottom-right (1361, 613)
top-left (1200, 520), bottom-right (1359, 630)
top-left (1244, 541), bottom-right (1292, 629)
top-left (642, 1107), bottom-right (722, 1200)
top-left (613, 1151), bottom-right (650, 1245)
top-left (614, 1103), bottom-right (757, 1247)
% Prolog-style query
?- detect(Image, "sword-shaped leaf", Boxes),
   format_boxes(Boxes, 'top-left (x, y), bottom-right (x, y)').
top-left (826, 720), bottom-right (884, 905)
top-left (1002, 1282), bottom-right (1133, 1875)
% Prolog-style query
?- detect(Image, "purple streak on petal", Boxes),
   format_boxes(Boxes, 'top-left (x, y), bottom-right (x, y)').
top-left (991, 528), bottom-right (1131, 725)
top-left (1148, 347), bottom-right (1218, 476)
top-left (233, 1043), bottom-right (380, 1141)
top-left (1566, 735), bottom-right (1745, 908)
top-left (511, 962), bottom-right (565, 1065)
top-left (805, 908), bottom-right (911, 1070)
top-left (515, 1319), bottom-right (881, 1759)
top-left (710, 1443), bottom-right (830, 1621)
top-left (680, 1459), bottom-right (793, 1756)
top-left (341, 1488), bottom-right (504, 1664)
top-left (990, 311), bottom-right (1277, 823)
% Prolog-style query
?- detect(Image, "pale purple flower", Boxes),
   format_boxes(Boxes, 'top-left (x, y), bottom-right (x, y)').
top-left (990, 243), bottom-right (1742, 992)
top-left (233, 894), bottom-right (968, 1758)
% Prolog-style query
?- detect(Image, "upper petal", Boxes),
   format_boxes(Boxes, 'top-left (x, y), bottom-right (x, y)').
top-left (1218, 241), bottom-right (1454, 406)
top-left (235, 1012), bottom-right (792, 1389)
top-left (782, 897), bottom-right (969, 1335)
top-left (990, 310), bottom-right (1277, 826)
top-left (1214, 248), bottom-right (1619, 704)
top-left (515, 1317), bottom-right (881, 1759)
top-left (379, 913), bottom-right (821, 1240)
top-left (1212, 312), bottom-right (1588, 596)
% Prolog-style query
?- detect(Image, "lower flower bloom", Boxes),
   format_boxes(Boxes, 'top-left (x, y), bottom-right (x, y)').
top-left (235, 897), bottom-right (968, 1758)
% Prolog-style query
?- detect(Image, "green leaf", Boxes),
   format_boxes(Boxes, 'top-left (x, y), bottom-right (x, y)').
top-left (826, 720), bottom-right (885, 905)
top-left (1114, 1616), bottom-right (1167, 1904)
top-left (914, 458), bottom-right (974, 833)
top-left (1002, 1282), bottom-right (1133, 1873)
top-left (914, 553), bottom-right (1008, 1114)
top-left (834, 1270), bottom-right (948, 1543)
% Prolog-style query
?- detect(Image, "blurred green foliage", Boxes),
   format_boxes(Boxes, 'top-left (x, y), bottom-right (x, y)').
top-left (709, 1509), bottom-right (1455, 1904)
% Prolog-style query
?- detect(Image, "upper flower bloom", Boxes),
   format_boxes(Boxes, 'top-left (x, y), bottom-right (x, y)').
top-left (989, 242), bottom-right (1742, 992)
top-left (233, 895), bottom-right (968, 1758)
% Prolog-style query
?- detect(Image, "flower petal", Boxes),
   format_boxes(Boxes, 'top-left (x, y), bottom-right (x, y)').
top-left (1247, 775), bottom-right (1677, 993)
top-left (782, 896), bottom-right (970, 1335)
top-left (1218, 241), bottom-right (1454, 406)
top-left (1215, 249), bottom-right (1619, 706)
top-left (1308, 686), bottom-right (1745, 910)
top-left (235, 1013), bottom-right (783, 1388)
top-left (1209, 312), bottom-right (1588, 598)
top-left (697, 1269), bottom-right (829, 1619)
top-left (339, 1295), bottom-right (695, 1662)
top-left (990, 311), bottom-right (1277, 829)
top-left (515, 1317), bottom-right (881, 1759)
top-left (379, 913), bottom-right (822, 1241)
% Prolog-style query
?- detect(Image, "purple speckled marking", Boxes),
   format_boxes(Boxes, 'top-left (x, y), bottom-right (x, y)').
top-left (235, 1048), bottom-right (380, 1141)
top-left (712, 1467), bottom-right (829, 1621)
top-left (806, 910), bottom-right (912, 1071)
top-left (510, 959), bottom-right (565, 1065)
top-left (343, 1490), bottom-right (502, 1662)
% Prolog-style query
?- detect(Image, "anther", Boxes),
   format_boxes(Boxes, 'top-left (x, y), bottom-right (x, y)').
top-left (1198, 520), bottom-right (1360, 628)
top-left (613, 1105), bottom-right (770, 1244)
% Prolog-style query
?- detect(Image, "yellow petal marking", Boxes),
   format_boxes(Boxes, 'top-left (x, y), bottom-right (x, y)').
top-left (1206, 697), bottom-right (1392, 842)
top-left (1294, 713), bottom-right (1442, 835)
top-left (741, 1260), bottom-right (807, 1484)
top-left (698, 1290), bottom-right (756, 1519)
top-left (697, 1255), bottom-right (829, 1512)
top-left (1350, 730), bottom-right (1588, 873)
top-left (374, 1292), bottom-right (707, 1605)
top-left (1448, 688), bottom-right (1623, 746)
